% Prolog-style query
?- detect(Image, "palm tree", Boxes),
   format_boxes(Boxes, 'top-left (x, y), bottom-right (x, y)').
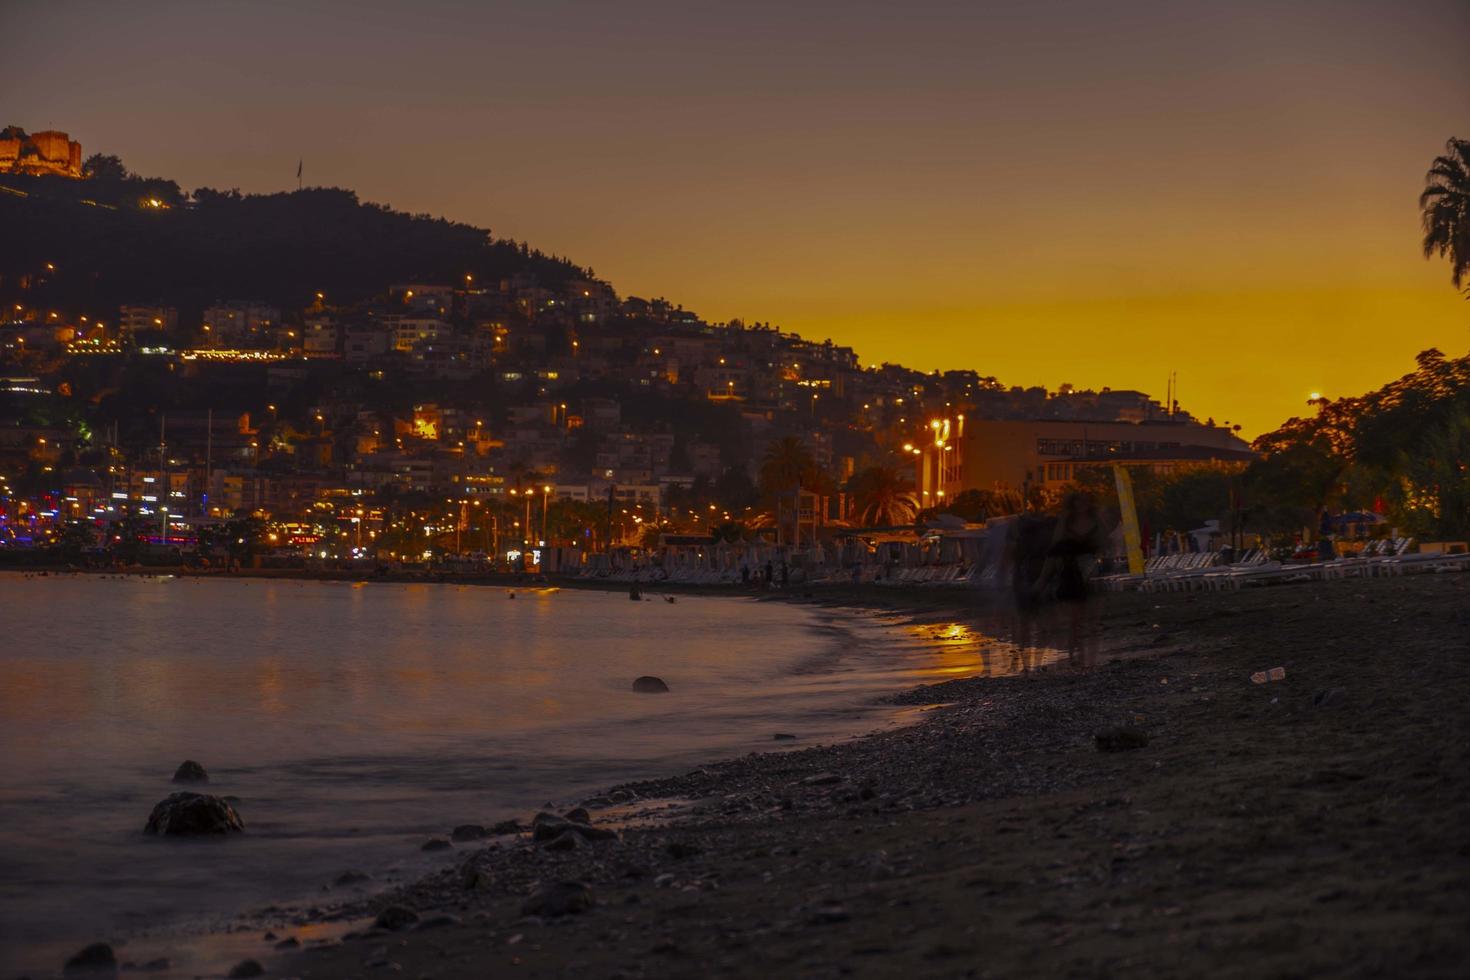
top-left (759, 437), bottom-right (815, 494)
top-left (1420, 137), bottom-right (1470, 290)
top-left (848, 465), bottom-right (918, 527)
top-left (759, 437), bottom-right (817, 545)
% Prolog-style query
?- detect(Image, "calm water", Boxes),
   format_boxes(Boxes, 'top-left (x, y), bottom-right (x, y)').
top-left (0, 575), bottom-right (1018, 974)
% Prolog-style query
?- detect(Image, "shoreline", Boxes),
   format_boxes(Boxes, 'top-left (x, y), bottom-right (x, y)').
top-left (254, 571), bottom-right (1466, 979)
top-left (21, 572), bottom-right (1470, 978)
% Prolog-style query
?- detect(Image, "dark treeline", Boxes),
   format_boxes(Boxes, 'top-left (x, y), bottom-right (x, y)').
top-left (0, 165), bottom-right (589, 317)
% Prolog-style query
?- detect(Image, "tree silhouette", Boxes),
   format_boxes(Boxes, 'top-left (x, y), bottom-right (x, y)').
top-left (81, 153), bottom-right (129, 181)
top-left (847, 464), bottom-right (917, 526)
top-left (1420, 137), bottom-right (1470, 291)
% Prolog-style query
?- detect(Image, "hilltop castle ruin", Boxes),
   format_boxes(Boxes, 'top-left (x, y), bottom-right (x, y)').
top-left (0, 126), bottom-right (83, 177)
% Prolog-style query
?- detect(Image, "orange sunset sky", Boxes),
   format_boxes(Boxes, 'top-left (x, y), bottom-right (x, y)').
top-left (6, 0), bottom-right (1468, 435)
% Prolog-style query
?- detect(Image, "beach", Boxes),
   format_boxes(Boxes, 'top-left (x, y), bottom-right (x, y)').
top-left (237, 572), bottom-right (1470, 979)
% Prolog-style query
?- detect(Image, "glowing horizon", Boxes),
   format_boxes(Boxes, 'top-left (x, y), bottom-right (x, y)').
top-left (6, 0), bottom-right (1467, 436)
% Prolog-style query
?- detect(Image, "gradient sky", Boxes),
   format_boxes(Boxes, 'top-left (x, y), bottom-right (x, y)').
top-left (6, 0), bottom-right (1468, 435)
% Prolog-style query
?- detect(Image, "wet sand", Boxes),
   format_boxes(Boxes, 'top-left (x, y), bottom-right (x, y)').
top-left (236, 571), bottom-right (1470, 979)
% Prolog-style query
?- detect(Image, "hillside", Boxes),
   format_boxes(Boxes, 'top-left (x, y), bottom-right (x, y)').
top-left (0, 171), bottom-right (591, 317)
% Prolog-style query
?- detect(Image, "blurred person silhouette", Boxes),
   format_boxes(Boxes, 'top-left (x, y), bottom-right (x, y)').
top-left (1007, 506), bottom-right (1056, 671)
top-left (1043, 491), bottom-right (1106, 667)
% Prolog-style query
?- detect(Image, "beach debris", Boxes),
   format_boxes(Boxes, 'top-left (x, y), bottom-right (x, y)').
top-left (1313, 687), bottom-right (1348, 709)
top-left (373, 905), bottom-right (420, 931)
top-left (774, 733), bottom-right (798, 740)
top-left (521, 880), bottom-right (594, 917)
top-left (1251, 667), bottom-right (1287, 684)
top-left (226, 960), bottom-right (264, 979)
top-left (144, 792), bottom-right (243, 835)
top-left (421, 837), bottom-right (452, 851)
top-left (1094, 727), bottom-right (1150, 752)
top-left (632, 675), bottom-right (670, 693)
top-left (170, 759), bottom-right (208, 783)
top-left (63, 942), bottom-right (117, 977)
top-left (450, 823), bottom-right (487, 841)
top-left (802, 772), bottom-right (843, 786)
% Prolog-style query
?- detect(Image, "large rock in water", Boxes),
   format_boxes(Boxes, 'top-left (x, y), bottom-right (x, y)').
top-left (144, 792), bottom-right (244, 835)
top-left (171, 760), bottom-right (209, 783)
top-left (632, 675), bottom-right (669, 693)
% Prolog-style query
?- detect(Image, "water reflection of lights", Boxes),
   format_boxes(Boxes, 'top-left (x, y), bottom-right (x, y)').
top-left (911, 622), bottom-right (979, 645)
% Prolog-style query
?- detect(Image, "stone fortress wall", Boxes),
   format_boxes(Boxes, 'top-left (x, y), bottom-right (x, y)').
top-left (0, 126), bottom-right (84, 177)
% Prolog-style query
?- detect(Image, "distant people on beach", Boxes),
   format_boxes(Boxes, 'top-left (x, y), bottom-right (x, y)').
top-left (764, 560), bottom-right (774, 590)
top-left (740, 563), bottom-right (751, 585)
top-left (780, 561), bottom-right (790, 589)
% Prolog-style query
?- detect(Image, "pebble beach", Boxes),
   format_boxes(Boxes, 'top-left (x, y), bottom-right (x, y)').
top-left (214, 572), bottom-right (1470, 979)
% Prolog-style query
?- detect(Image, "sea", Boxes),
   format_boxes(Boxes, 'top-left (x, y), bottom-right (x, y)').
top-left (0, 574), bottom-right (1024, 975)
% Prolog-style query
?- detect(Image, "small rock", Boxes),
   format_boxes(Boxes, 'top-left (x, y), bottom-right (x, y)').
top-left (632, 676), bottom-right (669, 693)
top-left (144, 792), bottom-right (243, 835)
top-left (1313, 687), bottom-right (1347, 708)
top-left (458, 855), bottom-right (492, 891)
top-left (171, 760), bottom-right (209, 783)
top-left (374, 906), bottom-right (420, 931)
top-left (532, 811), bottom-right (615, 843)
top-left (809, 903), bottom-right (850, 924)
top-left (666, 841), bottom-right (703, 860)
top-left (64, 943), bottom-right (117, 977)
top-left (562, 807), bottom-right (590, 824)
top-left (544, 829), bottom-right (584, 851)
top-left (490, 819), bottom-right (523, 835)
top-left (138, 959), bottom-right (170, 972)
top-left (1095, 727), bottom-right (1150, 753)
top-left (333, 870), bottom-right (373, 887)
top-left (773, 733), bottom-right (797, 741)
top-left (450, 824), bottom-right (486, 842)
top-left (274, 937), bottom-right (301, 949)
top-left (521, 881), bottom-right (593, 917)
top-left (420, 838), bottom-right (451, 852)
top-left (531, 812), bottom-right (570, 841)
top-left (802, 772), bottom-right (842, 786)
top-left (415, 913), bottom-right (462, 930)
top-left (227, 960), bottom-right (264, 979)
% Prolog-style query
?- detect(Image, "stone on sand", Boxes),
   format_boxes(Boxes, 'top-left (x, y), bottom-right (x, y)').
top-left (521, 880), bottom-right (593, 917)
